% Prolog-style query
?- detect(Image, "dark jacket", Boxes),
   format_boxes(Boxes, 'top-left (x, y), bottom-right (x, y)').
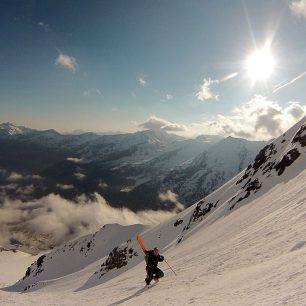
top-left (145, 250), bottom-right (164, 268)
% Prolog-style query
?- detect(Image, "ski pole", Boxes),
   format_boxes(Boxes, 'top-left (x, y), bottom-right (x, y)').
top-left (164, 259), bottom-right (177, 276)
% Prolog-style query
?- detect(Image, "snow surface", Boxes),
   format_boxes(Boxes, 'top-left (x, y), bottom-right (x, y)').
top-left (0, 250), bottom-right (37, 287)
top-left (0, 117), bottom-right (305, 305)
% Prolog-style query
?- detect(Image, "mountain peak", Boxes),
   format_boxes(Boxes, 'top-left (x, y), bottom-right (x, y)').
top-left (0, 122), bottom-right (32, 136)
top-left (139, 129), bottom-right (185, 143)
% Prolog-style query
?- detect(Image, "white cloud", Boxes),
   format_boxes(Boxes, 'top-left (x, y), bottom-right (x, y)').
top-left (74, 173), bottom-right (86, 180)
top-left (83, 88), bottom-right (103, 97)
top-left (139, 115), bottom-right (186, 132)
top-left (7, 172), bottom-right (43, 181)
top-left (285, 101), bottom-right (306, 119)
top-left (67, 157), bottom-right (83, 163)
top-left (38, 21), bottom-right (50, 32)
top-left (1, 183), bottom-right (18, 191)
top-left (195, 78), bottom-right (219, 101)
top-left (159, 190), bottom-right (184, 212)
top-left (98, 181), bottom-right (108, 189)
top-left (56, 184), bottom-right (74, 190)
top-left (290, 0), bottom-right (306, 18)
top-left (55, 52), bottom-right (78, 72)
top-left (7, 172), bottom-right (23, 181)
top-left (161, 94), bottom-right (174, 102)
top-left (189, 96), bottom-right (306, 140)
top-left (0, 193), bottom-right (179, 251)
top-left (139, 77), bottom-right (147, 87)
top-left (16, 184), bottom-right (35, 195)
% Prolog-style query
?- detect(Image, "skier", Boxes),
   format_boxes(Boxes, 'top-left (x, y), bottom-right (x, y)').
top-left (144, 247), bottom-right (165, 285)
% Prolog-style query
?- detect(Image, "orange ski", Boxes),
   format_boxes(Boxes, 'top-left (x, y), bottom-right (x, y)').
top-left (135, 233), bottom-right (147, 253)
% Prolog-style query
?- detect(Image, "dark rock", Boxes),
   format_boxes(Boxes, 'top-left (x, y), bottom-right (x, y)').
top-left (37, 255), bottom-right (46, 268)
top-left (292, 123), bottom-right (306, 147)
top-left (174, 219), bottom-right (183, 227)
top-left (275, 148), bottom-right (301, 176)
top-left (98, 244), bottom-right (138, 279)
top-left (253, 143), bottom-right (277, 173)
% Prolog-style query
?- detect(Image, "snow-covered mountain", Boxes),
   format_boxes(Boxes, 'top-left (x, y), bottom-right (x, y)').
top-left (2, 117), bottom-right (305, 305)
top-left (0, 122), bottom-right (34, 136)
top-left (160, 136), bottom-right (266, 204)
top-left (0, 122), bottom-right (265, 212)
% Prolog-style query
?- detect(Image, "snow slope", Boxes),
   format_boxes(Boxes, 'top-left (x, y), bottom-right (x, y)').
top-left (0, 250), bottom-right (37, 287)
top-left (0, 117), bottom-right (305, 305)
top-left (161, 136), bottom-right (265, 204)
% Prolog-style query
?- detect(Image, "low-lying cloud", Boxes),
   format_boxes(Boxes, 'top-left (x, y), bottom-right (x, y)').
top-left (56, 184), bottom-right (74, 190)
top-left (67, 157), bottom-right (83, 163)
top-left (7, 172), bottom-right (43, 182)
top-left (74, 172), bottom-right (86, 180)
top-left (189, 96), bottom-right (306, 140)
top-left (0, 193), bottom-right (179, 254)
top-left (159, 190), bottom-right (184, 212)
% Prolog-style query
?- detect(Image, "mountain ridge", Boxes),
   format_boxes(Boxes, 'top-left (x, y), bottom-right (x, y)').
top-left (4, 117), bottom-right (305, 299)
top-left (0, 122), bottom-right (265, 212)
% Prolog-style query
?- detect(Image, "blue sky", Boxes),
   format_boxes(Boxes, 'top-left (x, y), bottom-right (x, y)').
top-left (0, 0), bottom-right (306, 139)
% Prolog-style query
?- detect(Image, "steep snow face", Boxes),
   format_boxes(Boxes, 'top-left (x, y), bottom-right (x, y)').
top-left (175, 117), bottom-right (306, 242)
top-left (4, 117), bottom-right (305, 301)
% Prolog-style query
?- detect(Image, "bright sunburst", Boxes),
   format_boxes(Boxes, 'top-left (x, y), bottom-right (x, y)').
top-left (245, 45), bottom-right (275, 82)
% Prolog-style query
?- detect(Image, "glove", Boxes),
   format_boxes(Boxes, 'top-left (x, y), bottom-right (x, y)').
top-left (160, 255), bottom-right (164, 261)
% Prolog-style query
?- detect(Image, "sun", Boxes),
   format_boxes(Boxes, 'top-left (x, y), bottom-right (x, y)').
top-left (245, 46), bottom-right (275, 82)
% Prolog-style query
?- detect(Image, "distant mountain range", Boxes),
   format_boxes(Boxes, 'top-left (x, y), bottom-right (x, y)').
top-left (0, 122), bottom-right (266, 211)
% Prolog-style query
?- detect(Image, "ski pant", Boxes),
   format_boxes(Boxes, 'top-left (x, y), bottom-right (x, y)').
top-left (146, 266), bottom-right (164, 282)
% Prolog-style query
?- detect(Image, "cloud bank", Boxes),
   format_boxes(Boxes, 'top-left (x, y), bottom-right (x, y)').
top-left (190, 96), bottom-right (306, 139)
top-left (0, 193), bottom-right (179, 253)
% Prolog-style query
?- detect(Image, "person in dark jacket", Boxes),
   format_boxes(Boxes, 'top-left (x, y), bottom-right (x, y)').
top-left (144, 247), bottom-right (164, 285)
